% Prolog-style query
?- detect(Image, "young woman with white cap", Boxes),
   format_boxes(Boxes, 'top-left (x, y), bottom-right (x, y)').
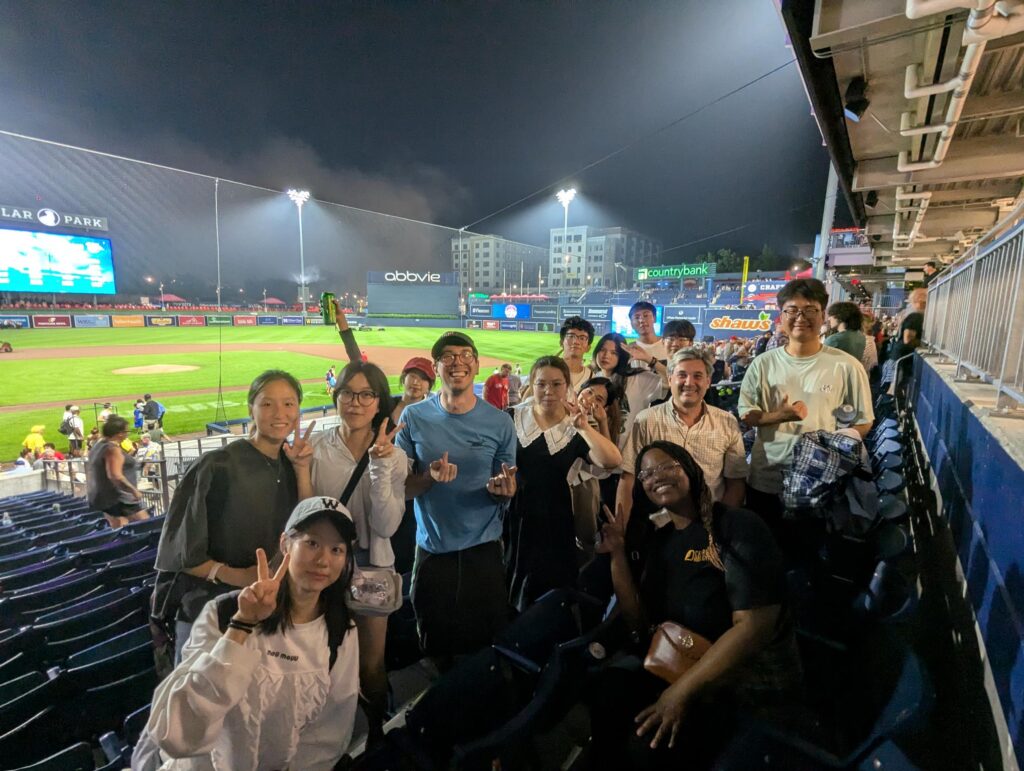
top-left (141, 496), bottom-right (361, 771)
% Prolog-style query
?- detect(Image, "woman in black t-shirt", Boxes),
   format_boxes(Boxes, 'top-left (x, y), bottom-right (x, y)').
top-left (588, 440), bottom-right (800, 770)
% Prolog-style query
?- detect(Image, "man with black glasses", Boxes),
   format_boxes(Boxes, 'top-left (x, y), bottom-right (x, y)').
top-left (739, 279), bottom-right (873, 530)
top-left (396, 331), bottom-right (517, 666)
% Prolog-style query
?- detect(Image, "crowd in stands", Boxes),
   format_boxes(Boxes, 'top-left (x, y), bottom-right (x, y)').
top-left (0, 280), bottom-right (930, 769)
top-left (0, 299), bottom-right (319, 312)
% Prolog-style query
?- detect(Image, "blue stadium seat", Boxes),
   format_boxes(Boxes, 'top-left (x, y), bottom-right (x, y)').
top-left (0, 571), bottom-right (108, 625)
top-left (40, 607), bottom-right (149, 664)
top-left (0, 671), bottom-right (46, 706)
top-left (0, 556), bottom-right (80, 592)
top-left (7, 741), bottom-right (94, 771)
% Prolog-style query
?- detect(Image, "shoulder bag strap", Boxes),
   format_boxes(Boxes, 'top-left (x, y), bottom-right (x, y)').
top-left (340, 450), bottom-right (370, 506)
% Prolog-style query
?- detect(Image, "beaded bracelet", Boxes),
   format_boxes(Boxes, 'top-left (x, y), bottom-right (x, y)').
top-left (228, 618), bottom-right (258, 634)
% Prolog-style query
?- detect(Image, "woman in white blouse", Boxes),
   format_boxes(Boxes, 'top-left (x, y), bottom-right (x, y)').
top-left (143, 497), bottom-right (360, 771)
top-left (297, 360), bottom-right (406, 744)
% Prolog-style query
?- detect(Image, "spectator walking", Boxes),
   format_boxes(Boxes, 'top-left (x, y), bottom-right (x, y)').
top-left (617, 347), bottom-right (748, 522)
top-left (299, 360), bottom-right (406, 744)
top-left (507, 363), bottom-right (524, 406)
top-left (133, 399), bottom-right (145, 430)
top-left (86, 415), bottom-right (150, 529)
top-left (66, 405), bottom-right (85, 457)
top-left (21, 424), bottom-right (46, 457)
top-left (153, 370), bottom-right (312, 663)
top-left (143, 394), bottom-right (161, 431)
top-left (484, 363), bottom-right (513, 410)
top-left (739, 279), bottom-right (873, 548)
top-left (396, 331), bottom-right (517, 667)
top-left (99, 402), bottom-right (113, 425)
top-left (505, 357), bottom-right (621, 611)
top-left (886, 288), bottom-right (927, 384)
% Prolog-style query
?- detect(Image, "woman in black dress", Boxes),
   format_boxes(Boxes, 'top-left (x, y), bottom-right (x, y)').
top-left (504, 356), bottom-right (621, 611)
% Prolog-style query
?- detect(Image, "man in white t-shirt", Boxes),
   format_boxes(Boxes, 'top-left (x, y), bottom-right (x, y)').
top-left (67, 405), bottom-right (85, 457)
top-left (739, 279), bottom-right (873, 551)
top-left (622, 301), bottom-right (669, 416)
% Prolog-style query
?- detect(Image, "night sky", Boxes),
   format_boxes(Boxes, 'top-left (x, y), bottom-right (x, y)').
top-left (1, 0), bottom-right (832, 269)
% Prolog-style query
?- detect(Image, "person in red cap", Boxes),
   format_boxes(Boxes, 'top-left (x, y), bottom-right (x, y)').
top-left (392, 356), bottom-right (436, 425)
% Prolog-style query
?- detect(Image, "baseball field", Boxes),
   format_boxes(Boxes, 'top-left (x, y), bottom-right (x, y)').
top-left (0, 325), bottom-right (561, 462)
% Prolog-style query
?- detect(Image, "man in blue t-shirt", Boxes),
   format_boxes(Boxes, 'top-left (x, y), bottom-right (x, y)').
top-left (397, 331), bottom-right (517, 663)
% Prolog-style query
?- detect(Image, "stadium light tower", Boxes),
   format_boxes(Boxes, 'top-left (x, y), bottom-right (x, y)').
top-left (556, 188), bottom-right (576, 288)
top-left (286, 189), bottom-right (311, 319)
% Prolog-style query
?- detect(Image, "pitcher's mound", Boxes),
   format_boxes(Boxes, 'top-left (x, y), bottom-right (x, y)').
top-left (113, 364), bottom-right (200, 375)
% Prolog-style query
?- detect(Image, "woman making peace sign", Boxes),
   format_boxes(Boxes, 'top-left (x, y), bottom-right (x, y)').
top-left (296, 360), bottom-right (406, 744)
top-left (144, 497), bottom-right (360, 771)
top-left (504, 356), bottom-right (622, 611)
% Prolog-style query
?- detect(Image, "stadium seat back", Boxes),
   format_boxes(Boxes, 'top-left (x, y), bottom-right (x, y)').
top-left (7, 741), bottom-right (94, 771)
top-left (41, 607), bottom-right (149, 664)
top-left (0, 671), bottom-right (46, 706)
top-left (66, 624), bottom-right (152, 669)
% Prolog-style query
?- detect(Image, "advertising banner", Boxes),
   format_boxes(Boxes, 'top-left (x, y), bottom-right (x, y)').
top-left (499, 320), bottom-right (519, 331)
top-left (534, 322), bottom-right (556, 333)
top-left (700, 308), bottom-right (773, 338)
top-left (663, 305), bottom-right (702, 321)
top-left (304, 317), bottom-right (325, 325)
top-left (740, 280), bottom-right (787, 305)
top-left (257, 316), bottom-right (279, 326)
top-left (635, 262), bottom-right (717, 281)
top-left (32, 314), bottom-right (72, 328)
top-left (560, 306), bottom-right (583, 320)
top-left (178, 315), bottom-right (206, 327)
top-left (111, 315), bottom-right (145, 328)
top-left (233, 315), bottom-right (258, 326)
top-left (367, 270), bottom-right (458, 285)
top-left (483, 320), bottom-right (500, 330)
top-left (517, 321), bottom-right (537, 331)
top-left (206, 314), bottom-right (232, 326)
top-left (491, 303), bottom-right (531, 320)
top-left (0, 314), bottom-right (30, 329)
top-left (531, 305), bottom-right (558, 319)
top-left (145, 315), bottom-right (177, 327)
top-left (468, 305), bottom-right (491, 318)
top-left (465, 319), bottom-right (483, 330)
top-left (583, 306), bottom-right (611, 321)
top-left (72, 314), bottom-right (110, 328)
top-left (280, 315), bottom-right (304, 326)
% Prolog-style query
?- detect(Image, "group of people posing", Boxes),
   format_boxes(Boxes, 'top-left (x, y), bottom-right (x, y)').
top-left (138, 279), bottom-right (880, 770)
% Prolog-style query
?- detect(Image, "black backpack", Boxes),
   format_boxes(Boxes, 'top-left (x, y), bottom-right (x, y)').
top-left (58, 415), bottom-right (74, 436)
top-left (213, 591), bottom-right (349, 671)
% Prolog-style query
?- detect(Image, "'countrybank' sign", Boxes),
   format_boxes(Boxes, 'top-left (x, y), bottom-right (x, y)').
top-left (635, 262), bottom-right (717, 281)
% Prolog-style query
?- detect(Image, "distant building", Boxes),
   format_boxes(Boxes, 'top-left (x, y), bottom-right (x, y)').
top-left (450, 234), bottom-right (548, 292)
top-left (549, 226), bottom-right (661, 289)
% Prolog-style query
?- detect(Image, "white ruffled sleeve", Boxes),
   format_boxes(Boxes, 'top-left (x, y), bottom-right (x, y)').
top-left (145, 601), bottom-right (261, 759)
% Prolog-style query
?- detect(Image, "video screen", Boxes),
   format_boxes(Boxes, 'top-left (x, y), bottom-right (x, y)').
top-left (611, 304), bottom-right (663, 337)
top-left (0, 227), bottom-right (116, 294)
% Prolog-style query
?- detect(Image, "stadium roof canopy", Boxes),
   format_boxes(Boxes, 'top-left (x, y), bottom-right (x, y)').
top-left (780, 0), bottom-right (1024, 269)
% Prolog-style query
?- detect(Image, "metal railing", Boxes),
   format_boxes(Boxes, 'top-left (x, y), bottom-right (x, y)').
top-left (925, 212), bottom-right (1024, 412)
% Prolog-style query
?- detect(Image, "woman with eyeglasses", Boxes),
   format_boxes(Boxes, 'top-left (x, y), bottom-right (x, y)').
top-left (588, 440), bottom-right (799, 770)
top-left (504, 356), bottom-right (621, 611)
top-left (296, 360), bottom-right (406, 744)
top-left (141, 498), bottom-right (360, 771)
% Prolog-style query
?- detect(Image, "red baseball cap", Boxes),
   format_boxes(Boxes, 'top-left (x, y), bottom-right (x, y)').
top-left (402, 356), bottom-right (436, 384)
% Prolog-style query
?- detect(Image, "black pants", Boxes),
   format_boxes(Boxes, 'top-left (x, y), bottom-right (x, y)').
top-left (411, 540), bottom-right (510, 662)
top-left (587, 655), bottom-right (735, 771)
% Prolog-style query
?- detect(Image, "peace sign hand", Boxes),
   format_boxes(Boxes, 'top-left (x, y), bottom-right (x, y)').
top-left (564, 398), bottom-right (590, 432)
top-left (595, 503), bottom-right (626, 555)
top-left (282, 420), bottom-right (316, 470)
top-left (369, 422), bottom-right (403, 459)
top-left (429, 451), bottom-right (458, 483)
top-left (235, 548), bottom-right (291, 624)
top-left (486, 462), bottom-right (518, 498)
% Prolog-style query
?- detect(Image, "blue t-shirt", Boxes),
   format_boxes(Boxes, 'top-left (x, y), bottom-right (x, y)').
top-left (396, 394), bottom-right (516, 554)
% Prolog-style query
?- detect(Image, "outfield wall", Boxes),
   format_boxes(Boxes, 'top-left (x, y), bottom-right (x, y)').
top-left (1, 305), bottom-right (776, 338)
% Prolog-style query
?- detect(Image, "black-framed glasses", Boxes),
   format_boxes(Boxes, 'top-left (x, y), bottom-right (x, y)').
top-left (563, 332), bottom-right (590, 344)
top-left (438, 350), bottom-right (477, 365)
top-left (780, 306), bottom-right (822, 319)
top-left (338, 389), bottom-right (378, 405)
top-left (637, 460), bottom-right (682, 482)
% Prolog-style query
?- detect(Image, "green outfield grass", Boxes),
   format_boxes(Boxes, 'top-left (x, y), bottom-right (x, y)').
top-left (0, 325), bottom-right (560, 462)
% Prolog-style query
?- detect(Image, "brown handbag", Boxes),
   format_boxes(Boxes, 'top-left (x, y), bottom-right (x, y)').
top-left (643, 621), bottom-right (713, 684)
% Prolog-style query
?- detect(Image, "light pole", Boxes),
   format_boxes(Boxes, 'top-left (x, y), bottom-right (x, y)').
top-left (556, 188), bottom-right (576, 289)
top-left (159, 281), bottom-right (165, 311)
top-left (263, 288), bottom-right (268, 314)
top-left (286, 189), bottom-right (311, 319)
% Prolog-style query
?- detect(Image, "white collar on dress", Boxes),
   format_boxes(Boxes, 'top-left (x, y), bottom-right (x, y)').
top-left (513, 401), bottom-right (578, 455)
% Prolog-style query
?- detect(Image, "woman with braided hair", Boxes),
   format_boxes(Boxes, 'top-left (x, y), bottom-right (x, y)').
top-left (586, 440), bottom-right (800, 770)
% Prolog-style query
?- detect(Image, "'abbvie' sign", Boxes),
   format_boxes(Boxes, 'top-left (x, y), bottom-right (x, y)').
top-left (367, 271), bottom-right (458, 286)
